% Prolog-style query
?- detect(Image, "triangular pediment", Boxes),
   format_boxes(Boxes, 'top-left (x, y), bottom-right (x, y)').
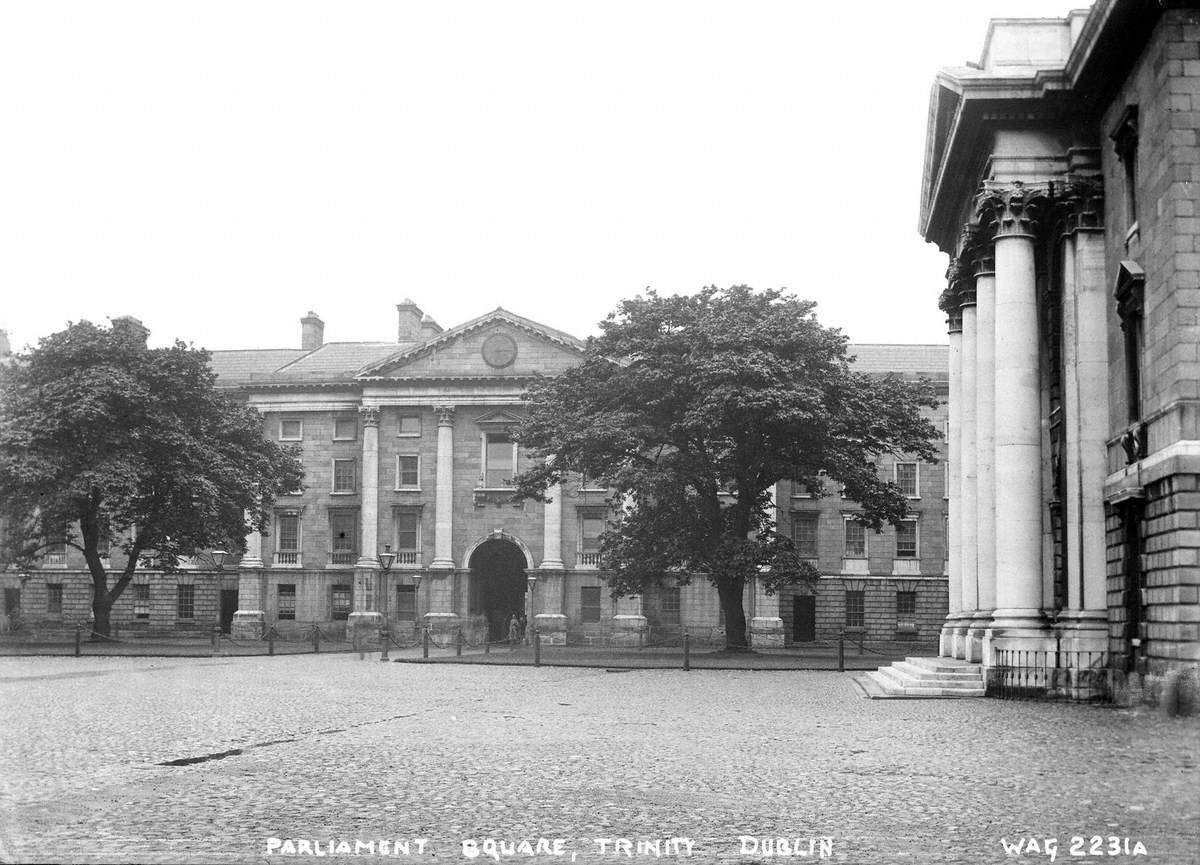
top-left (474, 408), bottom-right (524, 426)
top-left (356, 308), bottom-right (587, 379)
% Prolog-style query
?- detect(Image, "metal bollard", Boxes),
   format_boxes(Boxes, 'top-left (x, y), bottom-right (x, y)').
top-left (534, 627), bottom-right (541, 667)
top-left (268, 628), bottom-right (276, 656)
top-left (837, 630), bottom-right (845, 672)
top-left (357, 630), bottom-right (364, 661)
top-left (683, 631), bottom-right (691, 671)
top-left (380, 625), bottom-right (390, 662)
top-left (423, 627), bottom-right (430, 659)
top-left (484, 636), bottom-right (490, 655)
top-left (312, 627), bottom-right (320, 654)
top-left (211, 624), bottom-right (220, 656)
top-left (75, 624), bottom-right (82, 657)
top-left (456, 629), bottom-right (463, 657)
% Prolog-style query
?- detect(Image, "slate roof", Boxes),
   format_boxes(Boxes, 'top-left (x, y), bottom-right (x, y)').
top-left (847, 344), bottom-right (948, 379)
top-left (207, 349), bottom-right (307, 385)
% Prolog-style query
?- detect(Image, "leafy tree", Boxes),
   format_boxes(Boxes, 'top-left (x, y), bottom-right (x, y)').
top-left (0, 320), bottom-right (303, 637)
top-left (512, 286), bottom-right (940, 650)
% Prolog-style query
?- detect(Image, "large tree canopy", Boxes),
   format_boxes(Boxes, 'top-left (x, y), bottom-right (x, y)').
top-left (511, 286), bottom-right (941, 650)
top-left (0, 319), bottom-right (303, 636)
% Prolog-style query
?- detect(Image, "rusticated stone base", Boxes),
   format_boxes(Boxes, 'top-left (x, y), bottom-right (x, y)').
top-left (231, 611), bottom-right (265, 641)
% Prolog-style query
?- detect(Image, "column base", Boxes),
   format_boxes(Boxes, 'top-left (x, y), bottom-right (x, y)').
top-left (983, 611), bottom-right (1054, 668)
top-left (231, 611), bottom-right (265, 641)
top-left (939, 616), bottom-right (968, 658)
top-left (749, 616), bottom-right (785, 649)
top-left (1055, 609), bottom-right (1109, 657)
top-left (611, 614), bottom-right (648, 647)
top-left (430, 559), bottom-right (455, 570)
top-left (965, 612), bottom-right (994, 663)
top-left (534, 613), bottom-right (568, 645)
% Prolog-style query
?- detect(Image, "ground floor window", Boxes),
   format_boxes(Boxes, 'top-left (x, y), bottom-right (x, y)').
top-left (47, 583), bottom-right (63, 614)
top-left (395, 585), bottom-right (416, 620)
top-left (277, 584), bottom-right (296, 620)
top-left (896, 590), bottom-right (916, 617)
top-left (134, 583), bottom-right (150, 619)
top-left (177, 584), bottom-right (195, 620)
top-left (845, 590), bottom-right (865, 629)
top-left (580, 586), bottom-right (602, 624)
top-left (331, 584), bottom-right (351, 620)
top-left (660, 586), bottom-right (681, 626)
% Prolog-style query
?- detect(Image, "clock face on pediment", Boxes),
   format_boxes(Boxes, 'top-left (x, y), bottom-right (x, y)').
top-left (481, 332), bottom-right (518, 369)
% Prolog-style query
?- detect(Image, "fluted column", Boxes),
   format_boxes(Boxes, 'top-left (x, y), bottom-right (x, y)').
top-left (1060, 181), bottom-right (1109, 652)
top-left (349, 407), bottom-right (382, 630)
top-left (940, 295), bottom-right (963, 658)
top-left (971, 243), bottom-right (998, 655)
top-left (956, 284), bottom-right (979, 660)
top-left (431, 405), bottom-right (456, 570)
top-left (985, 184), bottom-right (1048, 643)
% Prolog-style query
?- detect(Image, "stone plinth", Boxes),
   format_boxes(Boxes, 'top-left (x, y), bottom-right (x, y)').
top-left (347, 611), bottom-right (383, 635)
top-left (231, 610), bottom-right (264, 641)
top-left (611, 614), bottom-right (647, 647)
top-left (749, 616), bottom-right (785, 649)
top-left (424, 612), bottom-right (461, 639)
top-left (535, 613), bottom-right (568, 645)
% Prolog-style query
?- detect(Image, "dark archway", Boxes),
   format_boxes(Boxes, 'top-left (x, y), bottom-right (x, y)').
top-left (468, 539), bottom-right (528, 641)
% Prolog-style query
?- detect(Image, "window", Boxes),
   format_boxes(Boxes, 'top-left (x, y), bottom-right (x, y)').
top-left (659, 586), bottom-right (681, 625)
top-left (578, 510), bottom-right (605, 567)
top-left (397, 415), bottom-right (420, 437)
top-left (96, 536), bottom-right (111, 565)
top-left (396, 455), bottom-right (420, 489)
top-left (395, 585), bottom-right (416, 620)
top-left (47, 583), bottom-right (63, 614)
top-left (896, 519), bottom-right (918, 559)
top-left (895, 462), bottom-right (919, 498)
top-left (483, 432), bottom-right (515, 488)
top-left (133, 583), bottom-right (150, 619)
top-left (791, 512), bottom-right (819, 558)
top-left (845, 590), bottom-right (865, 629)
top-left (843, 517), bottom-right (866, 558)
top-left (333, 418), bottom-right (357, 441)
top-left (332, 459), bottom-right (356, 494)
top-left (277, 584), bottom-right (296, 620)
top-left (331, 584), bottom-right (351, 620)
top-left (177, 584), bottom-right (194, 619)
top-left (280, 419), bottom-right (303, 441)
top-left (45, 538), bottom-right (67, 566)
top-left (394, 510), bottom-right (420, 566)
top-left (329, 511), bottom-right (357, 565)
top-left (1111, 105), bottom-right (1139, 231)
top-left (4, 587), bottom-right (19, 615)
top-left (580, 586), bottom-right (602, 624)
top-left (275, 512), bottom-right (301, 566)
top-left (896, 590), bottom-right (917, 617)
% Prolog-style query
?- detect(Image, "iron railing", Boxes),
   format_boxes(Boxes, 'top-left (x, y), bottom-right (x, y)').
top-left (987, 649), bottom-right (1120, 704)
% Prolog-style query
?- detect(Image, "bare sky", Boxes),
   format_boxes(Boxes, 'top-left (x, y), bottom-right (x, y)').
top-left (1, 1), bottom-right (1087, 354)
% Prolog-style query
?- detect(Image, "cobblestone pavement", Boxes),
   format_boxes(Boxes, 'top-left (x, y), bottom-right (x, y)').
top-left (0, 655), bottom-right (1196, 865)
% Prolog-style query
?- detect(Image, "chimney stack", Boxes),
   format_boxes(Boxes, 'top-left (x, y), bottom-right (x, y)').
top-left (396, 299), bottom-right (423, 342)
top-left (419, 313), bottom-right (444, 339)
top-left (301, 311), bottom-right (324, 351)
top-left (111, 315), bottom-right (150, 346)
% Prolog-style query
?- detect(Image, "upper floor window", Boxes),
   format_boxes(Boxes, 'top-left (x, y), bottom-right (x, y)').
top-left (396, 455), bottom-right (420, 490)
top-left (333, 418), bottom-right (357, 441)
top-left (1111, 105), bottom-right (1139, 234)
top-left (275, 512), bottom-right (302, 566)
top-left (483, 432), bottom-right (516, 488)
top-left (397, 415), bottom-right (421, 437)
top-left (280, 419), bottom-right (303, 441)
top-left (843, 516), bottom-right (867, 559)
top-left (895, 462), bottom-right (919, 498)
top-left (791, 512), bottom-right (819, 559)
top-left (332, 459), bottom-right (356, 494)
top-left (329, 511), bottom-right (357, 565)
top-left (393, 509), bottom-right (421, 566)
top-left (896, 519), bottom-right (919, 559)
top-left (578, 509), bottom-right (605, 567)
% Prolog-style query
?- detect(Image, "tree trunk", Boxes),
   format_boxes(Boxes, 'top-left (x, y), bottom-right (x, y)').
top-left (717, 576), bottom-right (749, 651)
top-left (91, 594), bottom-right (113, 640)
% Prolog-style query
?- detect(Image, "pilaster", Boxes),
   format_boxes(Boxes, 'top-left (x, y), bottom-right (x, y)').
top-left (540, 468), bottom-right (565, 570)
top-left (957, 282), bottom-right (979, 659)
top-left (970, 242), bottom-right (997, 655)
top-left (940, 284), bottom-right (964, 658)
top-left (355, 406), bottom-right (381, 570)
top-left (432, 405), bottom-right (456, 570)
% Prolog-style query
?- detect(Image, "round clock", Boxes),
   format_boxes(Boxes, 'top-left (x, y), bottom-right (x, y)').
top-left (481, 332), bottom-right (518, 368)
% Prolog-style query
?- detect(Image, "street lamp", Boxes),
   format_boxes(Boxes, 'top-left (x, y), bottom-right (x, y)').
top-left (211, 549), bottom-right (228, 570)
top-left (411, 571), bottom-right (423, 637)
top-left (526, 572), bottom-right (538, 646)
top-left (379, 544), bottom-right (395, 661)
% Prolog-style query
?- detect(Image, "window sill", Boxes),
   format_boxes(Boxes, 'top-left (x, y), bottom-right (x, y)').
top-left (330, 491), bottom-right (357, 496)
top-left (393, 488), bottom-right (423, 493)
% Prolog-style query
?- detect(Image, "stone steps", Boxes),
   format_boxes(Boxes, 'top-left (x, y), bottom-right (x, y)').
top-left (852, 656), bottom-right (985, 699)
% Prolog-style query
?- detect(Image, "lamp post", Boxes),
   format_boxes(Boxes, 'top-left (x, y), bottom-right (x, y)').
top-left (412, 571), bottom-right (423, 641)
top-left (379, 544), bottom-right (396, 661)
top-left (526, 572), bottom-right (537, 647)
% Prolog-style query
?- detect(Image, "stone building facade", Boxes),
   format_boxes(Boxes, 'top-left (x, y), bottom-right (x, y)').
top-left (0, 305), bottom-right (949, 646)
top-left (921, 0), bottom-right (1200, 672)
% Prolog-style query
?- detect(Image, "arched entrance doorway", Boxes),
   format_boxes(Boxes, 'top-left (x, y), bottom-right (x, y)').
top-left (468, 538), bottom-right (529, 641)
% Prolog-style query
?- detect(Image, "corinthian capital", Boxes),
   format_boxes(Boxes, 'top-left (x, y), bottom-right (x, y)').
top-left (434, 405), bottom-right (456, 427)
top-left (1055, 178), bottom-right (1105, 234)
top-left (359, 406), bottom-right (380, 427)
top-left (976, 181), bottom-right (1050, 239)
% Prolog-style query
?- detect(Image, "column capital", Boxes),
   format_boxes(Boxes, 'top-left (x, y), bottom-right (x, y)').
top-left (434, 405), bottom-right (456, 427)
top-left (971, 241), bottom-right (995, 278)
top-left (1054, 177), bottom-right (1105, 235)
top-left (359, 406), bottom-right (380, 427)
top-left (976, 181), bottom-right (1051, 239)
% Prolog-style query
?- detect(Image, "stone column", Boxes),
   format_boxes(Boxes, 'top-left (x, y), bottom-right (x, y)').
top-left (536, 465), bottom-right (568, 642)
top-left (232, 512), bottom-right (266, 639)
top-left (1060, 183), bottom-right (1110, 654)
top-left (968, 244), bottom-right (998, 660)
top-left (540, 469), bottom-right (565, 571)
top-left (613, 594), bottom-right (647, 646)
top-left (956, 283), bottom-right (979, 660)
top-left (424, 405), bottom-right (460, 635)
top-left (940, 291), bottom-right (963, 658)
top-left (985, 184), bottom-right (1050, 655)
top-left (750, 484), bottom-right (785, 647)
top-left (349, 406), bottom-right (382, 632)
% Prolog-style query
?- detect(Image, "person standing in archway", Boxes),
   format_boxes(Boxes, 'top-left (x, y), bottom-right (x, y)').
top-left (508, 613), bottom-right (520, 649)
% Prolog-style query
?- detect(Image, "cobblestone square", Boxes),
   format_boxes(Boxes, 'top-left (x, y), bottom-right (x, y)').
top-left (1, 655), bottom-right (1197, 864)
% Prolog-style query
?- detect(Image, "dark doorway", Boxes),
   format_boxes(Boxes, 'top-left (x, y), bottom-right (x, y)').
top-left (469, 539), bottom-right (528, 640)
top-left (219, 589), bottom-right (238, 634)
top-left (793, 595), bottom-right (816, 642)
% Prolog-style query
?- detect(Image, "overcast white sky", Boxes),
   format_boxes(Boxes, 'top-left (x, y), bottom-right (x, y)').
top-left (1, 1), bottom-right (1087, 354)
